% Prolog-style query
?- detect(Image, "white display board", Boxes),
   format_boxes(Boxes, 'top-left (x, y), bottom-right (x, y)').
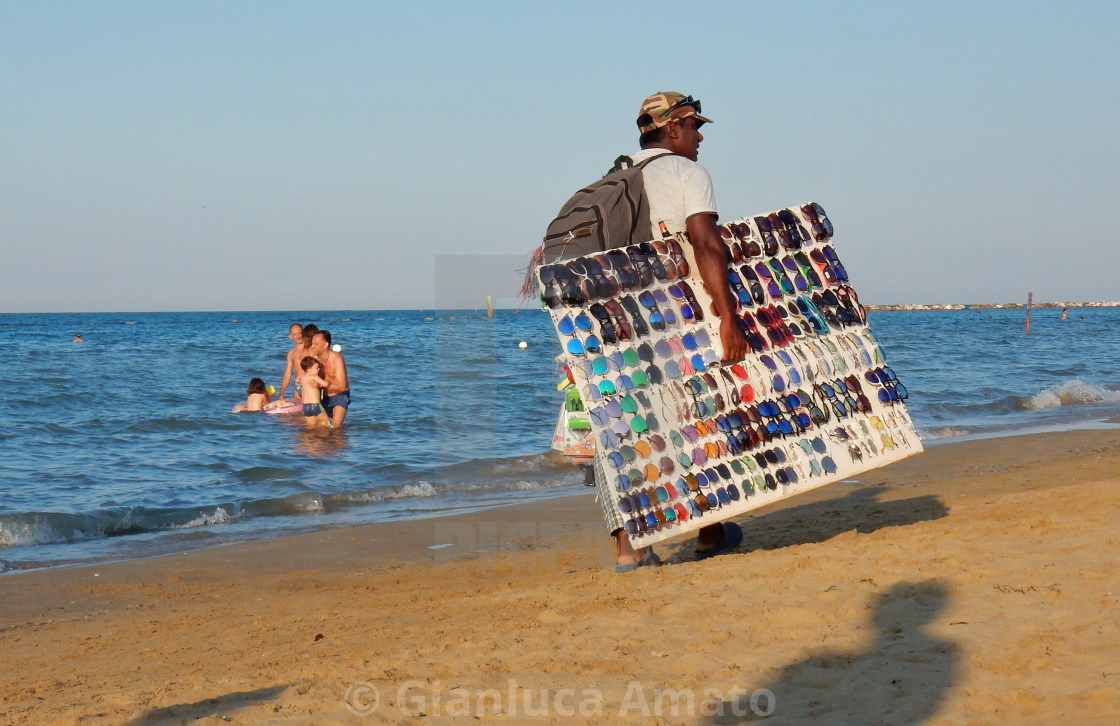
top-left (538, 202), bottom-right (922, 546)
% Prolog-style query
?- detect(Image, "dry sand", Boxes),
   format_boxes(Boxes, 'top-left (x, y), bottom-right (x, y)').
top-left (2, 429), bottom-right (1119, 725)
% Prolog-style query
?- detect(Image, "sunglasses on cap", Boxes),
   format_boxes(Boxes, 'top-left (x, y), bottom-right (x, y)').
top-left (669, 95), bottom-right (702, 115)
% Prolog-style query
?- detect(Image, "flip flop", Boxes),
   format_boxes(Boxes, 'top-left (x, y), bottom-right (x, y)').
top-left (695, 521), bottom-right (744, 561)
top-left (615, 546), bottom-right (661, 573)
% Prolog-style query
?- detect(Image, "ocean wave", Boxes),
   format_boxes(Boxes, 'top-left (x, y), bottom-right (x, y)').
top-left (325, 481), bottom-right (439, 506)
top-left (1023, 379), bottom-right (1120, 410)
top-left (171, 506), bottom-right (239, 530)
top-left (0, 451), bottom-right (581, 549)
top-left (126, 417), bottom-right (206, 433)
top-left (918, 426), bottom-right (975, 441)
top-left (241, 491), bottom-right (325, 516)
top-left (920, 378), bottom-right (1120, 419)
top-left (233, 466), bottom-right (301, 482)
top-left (0, 505), bottom-right (246, 547)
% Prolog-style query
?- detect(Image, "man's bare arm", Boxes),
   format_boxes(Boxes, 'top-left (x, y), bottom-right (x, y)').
top-left (277, 349), bottom-right (297, 399)
top-left (686, 212), bottom-right (747, 362)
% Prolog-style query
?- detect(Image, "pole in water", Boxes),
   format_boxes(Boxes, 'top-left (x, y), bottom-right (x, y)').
top-left (1025, 291), bottom-right (1033, 334)
top-left (486, 295), bottom-right (494, 319)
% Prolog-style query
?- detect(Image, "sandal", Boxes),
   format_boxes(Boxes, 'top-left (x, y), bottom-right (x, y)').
top-left (615, 547), bottom-right (661, 573)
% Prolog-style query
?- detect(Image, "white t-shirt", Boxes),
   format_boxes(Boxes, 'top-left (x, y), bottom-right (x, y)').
top-left (629, 149), bottom-right (718, 239)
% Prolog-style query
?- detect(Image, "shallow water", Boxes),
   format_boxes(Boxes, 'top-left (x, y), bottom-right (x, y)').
top-left (1, 305), bottom-right (1117, 570)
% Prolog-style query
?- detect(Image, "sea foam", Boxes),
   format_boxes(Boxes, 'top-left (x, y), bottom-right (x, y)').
top-left (1026, 379), bottom-right (1120, 410)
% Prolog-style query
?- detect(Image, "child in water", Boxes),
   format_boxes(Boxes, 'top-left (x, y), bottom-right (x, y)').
top-left (298, 356), bottom-right (331, 427)
top-left (231, 377), bottom-right (272, 413)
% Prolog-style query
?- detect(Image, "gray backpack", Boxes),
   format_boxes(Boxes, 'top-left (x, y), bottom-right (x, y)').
top-left (539, 152), bottom-right (674, 263)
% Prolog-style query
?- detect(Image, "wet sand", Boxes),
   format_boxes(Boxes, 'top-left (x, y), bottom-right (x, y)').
top-left (2, 429), bottom-right (1119, 725)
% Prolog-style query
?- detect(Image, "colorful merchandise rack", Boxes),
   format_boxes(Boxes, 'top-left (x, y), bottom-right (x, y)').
top-left (538, 203), bottom-right (922, 546)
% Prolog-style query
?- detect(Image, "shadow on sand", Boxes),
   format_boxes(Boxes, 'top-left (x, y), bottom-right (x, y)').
top-left (704, 580), bottom-right (957, 725)
top-left (122, 683), bottom-right (294, 726)
top-left (667, 485), bottom-right (948, 562)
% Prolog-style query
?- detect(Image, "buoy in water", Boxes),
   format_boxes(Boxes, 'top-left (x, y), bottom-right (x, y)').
top-left (518, 341), bottom-right (528, 350)
top-left (332, 344), bottom-right (342, 352)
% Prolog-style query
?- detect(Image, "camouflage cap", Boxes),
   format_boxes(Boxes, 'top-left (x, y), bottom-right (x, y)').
top-left (636, 92), bottom-right (713, 133)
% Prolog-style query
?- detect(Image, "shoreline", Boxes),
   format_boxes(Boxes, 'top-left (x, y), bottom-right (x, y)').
top-left (3, 428), bottom-right (1120, 723)
top-left (5, 417), bottom-right (1119, 577)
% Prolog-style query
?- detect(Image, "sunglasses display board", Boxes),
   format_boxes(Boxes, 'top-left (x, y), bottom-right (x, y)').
top-left (537, 202), bottom-right (923, 547)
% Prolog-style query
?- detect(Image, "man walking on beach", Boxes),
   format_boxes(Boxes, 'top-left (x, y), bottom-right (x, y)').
top-left (310, 330), bottom-right (350, 427)
top-left (598, 91), bottom-right (747, 571)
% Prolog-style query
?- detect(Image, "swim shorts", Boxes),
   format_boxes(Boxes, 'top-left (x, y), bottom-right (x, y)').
top-left (303, 402), bottom-right (323, 417)
top-left (324, 389), bottom-right (351, 416)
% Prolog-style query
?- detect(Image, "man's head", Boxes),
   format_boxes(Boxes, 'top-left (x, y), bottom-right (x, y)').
top-left (310, 330), bottom-right (332, 355)
top-left (289, 323), bottom-right (304, 344)
top-left (637, 91), bottom-right (711, 161)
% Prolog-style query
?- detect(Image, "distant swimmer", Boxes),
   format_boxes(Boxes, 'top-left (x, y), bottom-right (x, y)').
top-left (72, 333), bottom-right (83, 342)
top-left (1061, 308), bottom-right (1068, 321)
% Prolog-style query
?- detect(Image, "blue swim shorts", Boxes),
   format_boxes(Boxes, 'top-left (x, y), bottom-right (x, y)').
top-left (324, 389), bottom-right (351, 416)
top-left (303, 402), bottom-right (323, 417)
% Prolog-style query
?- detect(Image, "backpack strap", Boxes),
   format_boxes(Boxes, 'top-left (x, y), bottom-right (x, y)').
top-left (608, 151), bottom-right (676, 174)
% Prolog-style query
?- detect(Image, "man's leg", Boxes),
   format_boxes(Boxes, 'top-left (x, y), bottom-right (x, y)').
top-left (592, 456), bottom-right (653, 567)
top-left (325, 390), bottom-right (349, 428)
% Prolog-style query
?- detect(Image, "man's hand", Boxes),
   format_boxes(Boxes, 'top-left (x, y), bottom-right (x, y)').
top-left (719, 315), bottom-right (747, 362)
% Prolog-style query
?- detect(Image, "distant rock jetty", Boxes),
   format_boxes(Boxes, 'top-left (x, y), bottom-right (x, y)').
top-left (867, 301), bottom-right (1120, 311)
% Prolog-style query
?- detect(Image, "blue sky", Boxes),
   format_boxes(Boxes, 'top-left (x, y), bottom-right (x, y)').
top-left (2, 1), bottom-right (1117, 312)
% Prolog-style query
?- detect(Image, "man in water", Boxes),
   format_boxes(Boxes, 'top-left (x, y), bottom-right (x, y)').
top-left (310, 329), bottom-right (350, 427)
top-left (276, 322), bottom-right (318, 403)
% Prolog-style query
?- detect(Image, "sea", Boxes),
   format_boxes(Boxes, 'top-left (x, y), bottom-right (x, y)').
top-left (2, 306), bottom-right (1118, 572)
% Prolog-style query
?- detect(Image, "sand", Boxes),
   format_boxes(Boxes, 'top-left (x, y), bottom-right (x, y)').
top-left (2, 429), bottom-right (1119, 725)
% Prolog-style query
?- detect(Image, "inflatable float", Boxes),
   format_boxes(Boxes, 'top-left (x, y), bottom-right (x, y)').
top-left (263, 399), bottom-right (302, 415)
